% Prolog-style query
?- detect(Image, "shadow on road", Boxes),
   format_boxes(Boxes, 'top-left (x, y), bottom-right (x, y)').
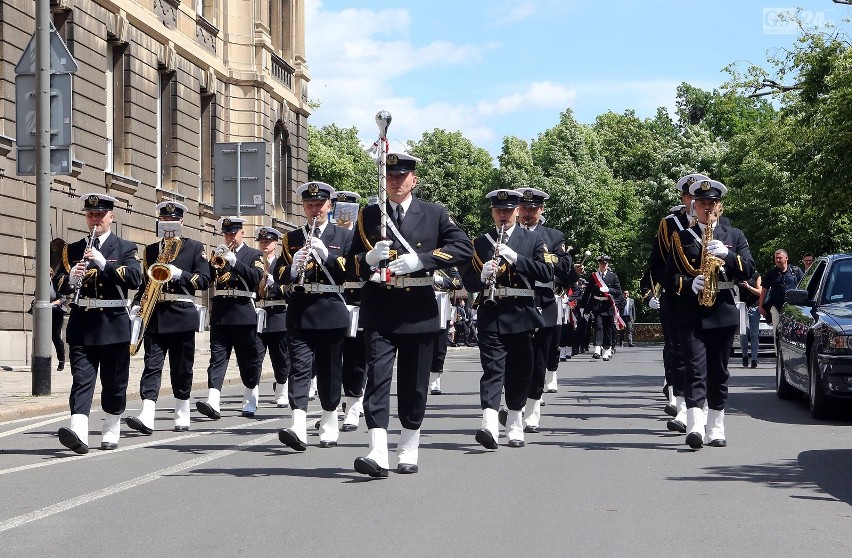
top-left (668, 449), bottom-right (852, 505)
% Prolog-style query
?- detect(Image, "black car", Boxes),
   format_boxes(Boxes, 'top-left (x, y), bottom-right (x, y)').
top-left (775, 253), bottom-right (852, 418)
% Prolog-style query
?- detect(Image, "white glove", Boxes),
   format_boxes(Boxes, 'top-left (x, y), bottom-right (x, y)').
top-left (691, 275), bottom-right (706, 294)
top-left (705, 239), bottom-right (729, 258)
top-left (89, 248), bottom-right (107, 271)
top-left (224, 251), bottom-right (237, 266)
top-left (310, 238), bottom-right (329, 261)
top-left (433, 274), bottom-right (445, 288)
top-left (499, 245), bottom-right (518, 264)
top-left (266, 273), bottom-right (275, 286)
top-left (131, 305), bottom-right (141, 316)
top-left (167, 264), bottom-right (183, 281)
top-left (290, 247), bottom-right (310, 279)
top-left (69, 261), bottom-right (86, 286)
top-left (599, 284), bottom-right (610, 294)
top-left (388, 253), bottom-right (424, 275)
top-left (365, 240), bottom-right (392, 267)
top-left (649, 297), bottom-right (660, 310)
top-left (480, 260), bottom-right (498, 283)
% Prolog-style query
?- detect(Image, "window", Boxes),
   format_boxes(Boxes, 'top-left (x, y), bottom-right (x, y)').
top-left (200, 93), bottom-right (215, 205)
top-left (105, 43), bottom-right (126, 173)
top-left (52, 9), bottom-right (73, 55)
top-left (273, 123), bottom-right (292, 213)
top-left (157, 71), bottom-right (176, 190)
top-left (269, 0), bottom-right (291, 53)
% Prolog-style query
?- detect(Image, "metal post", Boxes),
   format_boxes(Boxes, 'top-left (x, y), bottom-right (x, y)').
top-left (235, 142), bottom-right (242, 217)
top-left (32, 0), bottom-right (52, 395)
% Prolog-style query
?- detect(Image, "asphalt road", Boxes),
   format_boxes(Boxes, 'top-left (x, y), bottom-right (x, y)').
top-left (1, 346), bottom-right (850, 557)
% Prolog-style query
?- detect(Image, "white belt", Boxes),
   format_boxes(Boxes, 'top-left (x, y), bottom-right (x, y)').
top-left (257, 299), bottom-right (288, 308)
top-left (387, 276), bottom-right (433, 288)
top-left (75, 298), bottom-right (130, 309)
top-left (593, 295), bottom-right (609, 301)
top-left (717, 281), bottom-right (735, 290)
top-left (535, 281), bottom-right (555, 290)
top-left (160, 294), bottom-right (194, 303)
top-left (494, 287), bottom-right (534, 298)
top-left (214, 289), bottom-right (256, 299)
top-left (295, 283), bottom-right (343, 294)
top-left (343, 281), bottom-right (365, 289)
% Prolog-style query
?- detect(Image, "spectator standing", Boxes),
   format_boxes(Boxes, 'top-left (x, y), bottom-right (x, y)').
top-left (738, 270), bottom-right (762, 368)
top-left (618, 290), bottom-right (636, 347)
top-left (802, 253), bottom-right (814, 271)
top-left (759, 249), bottom-right (804, 336)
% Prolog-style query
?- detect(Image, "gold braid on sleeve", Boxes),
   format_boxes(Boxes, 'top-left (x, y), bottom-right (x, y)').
top-left (672, 233), bottom-right (700, 276)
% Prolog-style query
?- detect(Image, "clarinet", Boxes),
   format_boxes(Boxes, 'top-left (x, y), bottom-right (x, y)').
top-left (483, 224), bottom-right (507, 307)
top-left (70, 226), bottom-right (98, 307)
top-left (293, 216), bottom-right (318, 293)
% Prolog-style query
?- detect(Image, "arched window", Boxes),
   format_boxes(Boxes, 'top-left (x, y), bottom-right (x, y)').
top-left (273, 122), bottom-right (292, 216)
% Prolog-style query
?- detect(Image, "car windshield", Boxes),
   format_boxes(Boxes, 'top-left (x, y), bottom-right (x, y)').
top-left (821, 258), bottom-right (852, 305)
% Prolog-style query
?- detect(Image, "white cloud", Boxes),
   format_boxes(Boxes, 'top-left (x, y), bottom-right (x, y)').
top-left (478, 82), bottom-right (578, 116)
top-left (488, 0), bottom-right (538, 26)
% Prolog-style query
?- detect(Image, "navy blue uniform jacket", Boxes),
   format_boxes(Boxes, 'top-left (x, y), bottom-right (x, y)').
top-left (348, 197), bottom-right (473, 334)
top-left (53, 233), bottom-right (142, 346)
top-left (209, 244), bottom-right (264, 327)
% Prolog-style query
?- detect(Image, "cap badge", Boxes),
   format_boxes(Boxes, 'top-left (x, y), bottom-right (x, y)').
top-left (387, 154), bottom-right (399, 165)
top-left (523, 190), bottom-right (534, 200)
top-left (223, 218), bottom-right (232, 227)
top-left (700, 180), bottom-right (711, 191)
top-left (686, 177), bottom-right (696, 186)
top-left (165, 203), bottom-right (176, 213)
top-left (87, 195), bottom-right (99, 206)
top-left (308, 183), bottom-right (319, 194)
top-left (337, 193), bottom-right (346, 201)
top-left (497, 191), bottom-right (507, 200)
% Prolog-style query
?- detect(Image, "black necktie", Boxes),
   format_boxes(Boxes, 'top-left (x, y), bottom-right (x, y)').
top-left (395, 205), bottom-right (404, 227)
top-left (93, 237), bottom-right (100, 251)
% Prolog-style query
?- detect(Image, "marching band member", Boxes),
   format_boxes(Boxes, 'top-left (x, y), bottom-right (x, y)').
top-left (462, 189), bottom-right (550, 450)
top-left (196, 217), bottom-right (265, 420)
top-left (126, 201), bottom-right (210, 435)
top-left (664, 179), bottom-right (754, 449)
top-left (580, 255), bottom-right (623, 361)
top-left (514, 187), bottom-right (577, 433)
top-left (347, 151), bottom-right (473, 477)
top-left (334, 191), bottom-right (369, 432)
top-left (429, 268), bottom-right (463, 396)
top-left (276, 182), bottom-right (353, 451)
top-left (53, 193), bottom-right (142, 453)
top-left (255, 226), bottom-right (290, 409)
top-left (647, 173), bottom-right (708, 431)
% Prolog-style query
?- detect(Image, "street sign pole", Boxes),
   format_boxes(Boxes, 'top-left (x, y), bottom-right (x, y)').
top-left (32, 0), bottom-right (51, 395)
top-left (236, 142), bottom-right (242, 217)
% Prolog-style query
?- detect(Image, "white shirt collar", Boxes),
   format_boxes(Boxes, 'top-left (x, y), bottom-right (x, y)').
top-left (96, 231), bottom-right (111, 245)
top-left (389, 197), bottom-right (413, 214)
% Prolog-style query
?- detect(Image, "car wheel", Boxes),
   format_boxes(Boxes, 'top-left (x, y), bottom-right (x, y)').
top-left (775, 344), bottom-right (797, 399)
top-left (808, 349), bottom-right (831, 420)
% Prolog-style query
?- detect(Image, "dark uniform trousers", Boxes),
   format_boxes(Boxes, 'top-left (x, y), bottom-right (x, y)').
top-left (663, 221), bottom-right (754, 411)
top-left (343, 331), bottom-right (368, 397)
top-left (547, 324), bottom-right (561, 371)
top-left (53, 233), bottom-right (142, 416)
top-left (431, 326), bottom-right (449, 373)
top-left (462, 226), bottom-right (550, 412)
top-left (660, 292), bottom-right (687, 396)
top-left (261, 331), bottom-right (290, 385)
top-left (529, 326), bottom-right (559, 400)
top-left (137, 237), bottom-right (210, 402)
top-left (279, 222), bottom-right (353, 413)
top-left (348, 197), bottom-right (473, 432)
top-left (206, 244), bottom-right (265, 391)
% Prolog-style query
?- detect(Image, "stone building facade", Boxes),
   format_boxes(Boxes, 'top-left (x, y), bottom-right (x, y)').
top-left (0, 0), bottom-right (311, 364)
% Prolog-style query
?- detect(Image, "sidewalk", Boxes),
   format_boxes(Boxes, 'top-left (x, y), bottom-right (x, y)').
top-left (0, 350), bottom-right (276, 423)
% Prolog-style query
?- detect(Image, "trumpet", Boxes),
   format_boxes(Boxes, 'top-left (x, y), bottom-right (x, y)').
top-left (211, 241), bottom-right (236, 270)
top-left (483, 223), bottom-right (507, 307)
top-left (70, 226), bottom-right (98, 307)
top-left (293, 216), bottom-right (318, 292)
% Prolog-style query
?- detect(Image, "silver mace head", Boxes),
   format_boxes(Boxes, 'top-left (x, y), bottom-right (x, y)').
top-left (375, 110), bottom-right (392, 137)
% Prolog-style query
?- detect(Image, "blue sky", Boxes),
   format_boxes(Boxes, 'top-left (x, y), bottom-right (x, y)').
top-left (305, 1), bottom-right (852, 155)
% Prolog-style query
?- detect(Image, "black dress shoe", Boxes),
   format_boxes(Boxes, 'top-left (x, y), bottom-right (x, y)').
top-left (523, 425), bottom-right (540, 434)
top-left (397, 463), bottom-right (418, 474)
top-left (507, 439), bottom-right (525, 448)
top-left (664, 403), bottom-right (677, 417)
top-left (498, 409), bottom-right (508, 427)
top-left (545, 388), bottom-right (557, 394)
top-left (278, 428), bottom-right (307, 452)
top-left (57, 361), bottom-right (65, 371)
top-left (685, 432), bottom-right (704, 449)
top-left (195, 401), bottom-right (221, 420)
top-left (354, 457), bottom-right (389, 478)
top-left (662, 383), bottom-right (670, 397)
top-left (57, 427), bottom-right (89, 455)
top-left (742, 357), bottom-right (748, 368)
top-left (708, 438), bottom-right (727, 447)
top-left (540, 399), bottom-right (546, 406)
top-left (667, 419), bottom-right (686, 433)
top-left (240, 410), bottom-right (255, 418)
top-left (126, 416), bottom-right (154, 435)
top-left (100, 442), bottom-right (118, 450)
top-left (592, 352), bottom-right (601, 359)
top-left (341, 423), bottom-right (358, 432)
top-left (430, 389), bottom-right (442, 395)
top-left (319, 440), bottom-right (337, 448)
top-left (475, 429), bottom-right (498, 450)
top-left (174, 425), bottom-right (189, 432)
top-left (751, 360), bottom-right (758, 369)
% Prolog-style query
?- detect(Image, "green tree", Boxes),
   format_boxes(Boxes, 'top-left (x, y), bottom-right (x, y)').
top-left (307, 124), bottom-right (376, 198)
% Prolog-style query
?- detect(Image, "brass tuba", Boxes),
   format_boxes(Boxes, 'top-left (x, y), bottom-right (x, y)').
top-left (698, 210), bottom-right (723, 307)
top-left (130, 235), bottom-right (181, 355)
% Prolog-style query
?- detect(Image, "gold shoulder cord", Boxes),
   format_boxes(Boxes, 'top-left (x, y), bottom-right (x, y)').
top-left (282, 232), bottom-right (293, 265)
top-left (62, 245), bottom-right (71, 272)
top-left (658, 218), bottom-right (671, 252)
top-left (357, 208), bottom-right (374, 252)
top-left (672, 233), bottom-right (700, 276)
top-left (472, 239), bottom-right (486, 272)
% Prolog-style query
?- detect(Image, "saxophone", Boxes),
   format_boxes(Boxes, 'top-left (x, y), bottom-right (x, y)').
top-left (130, 235), bottom-right (182, 355)
top-left (697, 211), bottom-right (723, 307)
